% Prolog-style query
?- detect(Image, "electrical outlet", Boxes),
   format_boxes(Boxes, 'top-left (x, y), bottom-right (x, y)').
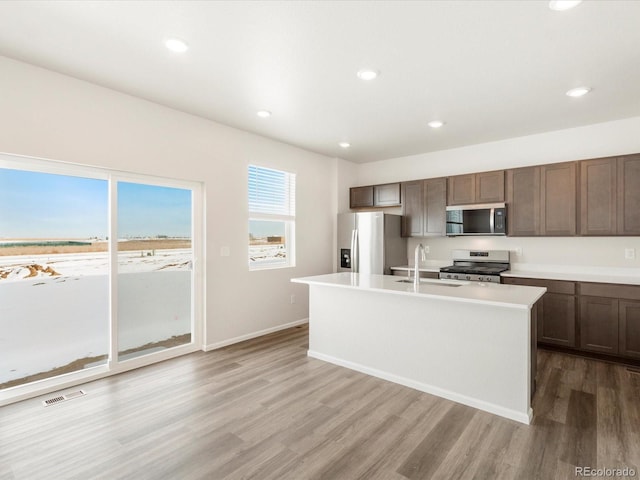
top-left (290, 294), bottom-right (296, 304)
top-left (424, 245), bottom-right (430, 254)
top-left (625, 248), bottom-right (635, 260)
top-left (220, 246), bottom-right (230, 257)
top-left (514, 247), bottom-right (523, 257)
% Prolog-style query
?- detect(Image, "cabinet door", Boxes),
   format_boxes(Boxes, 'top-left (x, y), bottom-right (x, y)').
top-left (401, 181), bottom-right (423, 237)
top-left (617, 154), bottom-right (640, 235)
top-left (374, 183), bottom-right (401, 207)
top-left (579, 296), bottom-right (619, 354)
top-left (424, 178), bottom-right (447, 236)
top-left (619, 300), bottom-right (640, 359)
top-left (506, 166), bottom-right (540, 236)
top-left (541, 162), bottom-right (577, 236)
top-left (447, 174), bottom-right (475, 205)
top-left (350, 186), bottom-right (374, 208)
top-left (476, 170), bottom-right (505, 203)
top-left (539, 293), bottom-right (576, 347)
top-left (580, 157), bottom-right (617, 235)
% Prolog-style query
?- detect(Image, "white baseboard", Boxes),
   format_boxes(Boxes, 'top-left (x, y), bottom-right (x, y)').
top-left (204, 318), bottom-right (309, 351)
top-left (307, 350), bottom-right (532, 425)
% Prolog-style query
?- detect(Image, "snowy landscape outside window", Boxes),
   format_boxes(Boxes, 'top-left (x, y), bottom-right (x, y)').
top-left (248, 165), bottom-right (296, 270)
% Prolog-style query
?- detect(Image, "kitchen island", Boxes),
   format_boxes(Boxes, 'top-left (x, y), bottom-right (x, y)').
top-left (292, 272), bottom-right (546, 424)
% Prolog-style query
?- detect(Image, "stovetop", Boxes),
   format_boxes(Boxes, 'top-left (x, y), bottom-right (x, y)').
top-left (439, 250), bottom-right (511, 279)
top-left (439, 264), bottom-right (509, 275)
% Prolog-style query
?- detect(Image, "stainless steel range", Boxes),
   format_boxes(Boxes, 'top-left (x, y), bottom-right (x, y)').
top-left (439, 249), bottom-right (510, 283)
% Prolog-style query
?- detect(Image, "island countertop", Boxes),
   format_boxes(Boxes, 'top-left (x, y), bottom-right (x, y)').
top-left (292, 272), bottom-right (545, 309)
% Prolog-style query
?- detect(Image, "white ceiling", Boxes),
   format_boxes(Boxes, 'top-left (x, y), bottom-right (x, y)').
top-left (0, 1), bottom-right (639, 163)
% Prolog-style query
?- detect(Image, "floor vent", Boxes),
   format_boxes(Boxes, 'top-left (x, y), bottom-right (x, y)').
top-left (42, 389), bottom-right (87, 407)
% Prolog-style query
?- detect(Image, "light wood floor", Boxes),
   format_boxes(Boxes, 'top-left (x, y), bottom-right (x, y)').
top-left (1, 325), bottom-right (639, 480)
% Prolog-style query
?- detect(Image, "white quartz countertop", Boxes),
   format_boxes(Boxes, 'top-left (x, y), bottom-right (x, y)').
top-left (502, 265), bottom-right (640, 286)
top-left (292, 272), bottom-right (545, 309)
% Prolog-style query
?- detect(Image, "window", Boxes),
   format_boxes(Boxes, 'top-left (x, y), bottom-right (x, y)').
top-left (248, 165), bottom-right (295, 270)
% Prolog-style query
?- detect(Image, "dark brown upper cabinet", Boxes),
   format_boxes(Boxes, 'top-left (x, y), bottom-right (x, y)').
top-left (373, 183), bottom-right (401, 207)
top-left (476, 170), bottom-right (506, 203)
top-left (424, 178), bottom-right (447, 236)
top-left (447, 170), bottom-right (505, 205)
top-left (507, 162), bottom-right (576, 236)
top-left (617, 154), bottom-right (640, 235)
top-left (540, 162), bottom-right (577, 236)
top-left (447, 174), bottom-right (475, 205)
top-left (401, 181), bottom-right (423, 237)
top-left (506, 166), bottom-right (541, 236)
top-left (401, 178), bottom-right (446, 237)
top-left (580, 157), bottom-right (617, 235)
top-left (350, 186), bottom-right (374, 208)
top-left (579, 154), bottom-right (640, 236)
top-left (350, 183), bottom-right (401, 209)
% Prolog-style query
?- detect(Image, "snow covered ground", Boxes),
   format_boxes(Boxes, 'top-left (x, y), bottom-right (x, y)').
top-left (0, 249), bottom-right (192, 387)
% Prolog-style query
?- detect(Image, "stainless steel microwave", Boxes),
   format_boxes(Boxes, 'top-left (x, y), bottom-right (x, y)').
top-left (446, 203), bottom-right (507, 236)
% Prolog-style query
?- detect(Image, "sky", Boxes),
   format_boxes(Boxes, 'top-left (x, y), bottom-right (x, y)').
top-left (0, 169), bottom-right (191, 239)
top-left (249, 220), bottom-right (286, 238)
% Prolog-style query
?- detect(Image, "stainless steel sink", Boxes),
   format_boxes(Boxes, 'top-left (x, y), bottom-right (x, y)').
top-left (395, 278), bottom-right (466, 287)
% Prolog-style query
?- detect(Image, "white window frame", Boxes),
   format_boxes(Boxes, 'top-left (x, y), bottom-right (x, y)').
top-left (248, 165), bottom-right (296, 271)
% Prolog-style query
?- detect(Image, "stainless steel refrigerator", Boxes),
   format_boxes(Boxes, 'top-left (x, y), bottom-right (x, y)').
top-left (337, 212), bottom-right (407, 274)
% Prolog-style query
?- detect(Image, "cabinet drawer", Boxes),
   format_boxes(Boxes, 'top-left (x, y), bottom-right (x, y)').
top-left (502, 276), bottom-right (575, 295)
top-left (579, 282), bottom-right (640, 301)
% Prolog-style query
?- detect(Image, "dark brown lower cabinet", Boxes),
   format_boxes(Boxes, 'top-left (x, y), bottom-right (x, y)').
top-left (539, 293), bottom-right (576, 347)
top-left (579, 296), bottom-right (619, 354)
top-left (503, 276), bottom-right (640, 364)
top-left (502, 277), bottom-right (576, 347)
top-left (619, 300), bottom-right (640, 359)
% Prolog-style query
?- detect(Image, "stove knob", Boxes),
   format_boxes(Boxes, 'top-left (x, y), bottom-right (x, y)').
top-left (453, 274), bottom-right (459, 280)
top-left (465, 275), bottom-right (471, 280)
top-left (478, 276), bottom-right (483, 282)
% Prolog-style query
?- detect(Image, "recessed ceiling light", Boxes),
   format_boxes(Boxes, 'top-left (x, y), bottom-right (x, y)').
top-left (549, 0), bottom-right (583, 11)
top-left (339, 142), bottom-right (351, 148)
top-left (427, 120), bottom-right (445, 129)
top-left (256, 110), bottom-right (272, 118)
top-left (566, 87), bottom-right (591, 97)
top-left (165, 37), bottom-right (189, 53)
top-left (357, 69), bottom-right (379, 81)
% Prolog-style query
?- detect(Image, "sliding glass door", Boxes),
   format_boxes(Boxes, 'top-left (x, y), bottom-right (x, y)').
top-left (0, 155), bottom-right (201, 403)
top-left (0, 168), bottom-right (110, 390)
top-left (117, 182), bottom-right (193, 361)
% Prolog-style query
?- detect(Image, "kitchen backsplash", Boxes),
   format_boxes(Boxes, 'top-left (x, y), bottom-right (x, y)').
top-left (406, 236), bottom-right (640, 269)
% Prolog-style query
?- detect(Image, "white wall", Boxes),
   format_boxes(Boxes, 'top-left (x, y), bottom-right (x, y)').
top-left (353, 116), bottom-right (640, 185)
top-left (0, 56), bottom-right (336, 348)
top-left (342, 116), bottom-right (640, 270)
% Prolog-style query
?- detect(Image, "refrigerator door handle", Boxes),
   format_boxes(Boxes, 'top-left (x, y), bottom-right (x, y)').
top-left (351, 229), bottom-right (358, 273)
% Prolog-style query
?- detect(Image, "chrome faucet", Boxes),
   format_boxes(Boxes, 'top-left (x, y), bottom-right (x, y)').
top-left (414, 243), bottom-right (427, 289)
